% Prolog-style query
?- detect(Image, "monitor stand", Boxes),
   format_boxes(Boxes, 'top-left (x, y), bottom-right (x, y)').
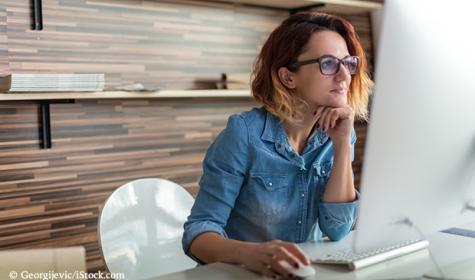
top-left (424, 258), bottom-right (475, 280)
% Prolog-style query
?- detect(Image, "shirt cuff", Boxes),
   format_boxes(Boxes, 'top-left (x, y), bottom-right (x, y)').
top-left (319, 190), bottom-right (360, 224)
top-left (182, 221), bottom-right (228, 264)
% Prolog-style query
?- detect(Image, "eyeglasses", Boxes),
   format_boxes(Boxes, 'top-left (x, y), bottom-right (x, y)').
top-left (288, 55), bottom-right (360, 76)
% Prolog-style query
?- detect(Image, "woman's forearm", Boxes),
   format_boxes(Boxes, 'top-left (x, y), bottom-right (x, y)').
top-left (322, 143), bottom-right (356, 203)
top-left (189, 232), bottom-right (253, 264)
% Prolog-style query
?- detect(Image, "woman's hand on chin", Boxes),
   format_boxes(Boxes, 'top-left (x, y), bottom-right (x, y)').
top-left (314, 106), bottom-right (354, 147)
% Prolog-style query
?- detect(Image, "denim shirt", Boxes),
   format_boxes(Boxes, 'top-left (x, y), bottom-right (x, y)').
top-left (182, 107), bottom-right (359, 261)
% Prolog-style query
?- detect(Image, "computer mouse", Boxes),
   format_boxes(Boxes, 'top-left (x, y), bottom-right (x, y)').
top-left (278, 260), bottom-right (316, 278)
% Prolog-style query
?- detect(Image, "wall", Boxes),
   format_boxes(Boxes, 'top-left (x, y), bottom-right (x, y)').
top-left (1, 0), bottom-right (284, 89)
top-left (0, 4), bottom-right (7, 75)
top-left (0, 0), bottom-right (373, 272)
top-left (0, 98), bottom-right (257, 270)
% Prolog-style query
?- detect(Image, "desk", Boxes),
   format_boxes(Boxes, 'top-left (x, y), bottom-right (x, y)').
top-left (0, 247), bottom-right (86, 280)
top-left (149, 223), bottom-right (475, 280)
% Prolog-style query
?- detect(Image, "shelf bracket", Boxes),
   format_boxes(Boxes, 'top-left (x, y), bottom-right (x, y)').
top-left (32, 0), bottom-right (43, 30)
top-left (38, 100), bottom-right (75, 149)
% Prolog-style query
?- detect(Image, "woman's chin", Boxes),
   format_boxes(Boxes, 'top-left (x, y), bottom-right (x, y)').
top-left (329, 95), bottom-right (348, 107)
top-left (321, 99), bottom-right (347, 108)
top-left (310, 96), bottom-right (347, 108)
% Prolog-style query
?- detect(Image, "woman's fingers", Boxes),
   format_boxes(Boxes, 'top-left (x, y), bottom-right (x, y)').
top-left (318, 107), bottom-right (354, 131)
top-left (277, 246), bottom-right (301, 268)
top-left (330, 110), bottom-right (339, 128)
top-left (270, 247), bottom-right (298, 277)
top-left (325, 109), bottom-right (335, 131)
top-left (318, 107), bottom-right (332, 131)
top-left (282, 243), bottom-right (311, 265)
top-left (256, 240), bottom-right (312, 278)
top-left (324, 108), bottom-right (336, 131)
top-left (258, 262), bottom-right (278, 279)
top-left (246, 256), bottom-right (279, 279)
top-left (338, 107), bottom-right (353, 120)
top-left (313, 106), bottom-right (325, 122)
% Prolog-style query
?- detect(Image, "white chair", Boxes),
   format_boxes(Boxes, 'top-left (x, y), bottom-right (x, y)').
top-left (98, 178), bottom-right (196, 279)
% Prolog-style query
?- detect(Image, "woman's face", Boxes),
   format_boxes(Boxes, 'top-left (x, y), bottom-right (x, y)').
top-left (292, 31), bottom-right (352, 108)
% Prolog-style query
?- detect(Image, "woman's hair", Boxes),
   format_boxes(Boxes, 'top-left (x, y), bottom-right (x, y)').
top-left (251, 12), bottom-right (373, 125)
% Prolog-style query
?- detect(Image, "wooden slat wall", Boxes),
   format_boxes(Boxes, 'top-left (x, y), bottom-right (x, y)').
top-left (0, 98), bottom-right (258, 271)
top-left (353, 121), bottom-right (367, 187)
top-left (0, 0), bottom-right (374, 273)
top-left (2, 0), bottom-right (285, 90)
top-left (0, 4), bottom-right (7, 75)
top-left (343, 14), bottom-right (374, 73)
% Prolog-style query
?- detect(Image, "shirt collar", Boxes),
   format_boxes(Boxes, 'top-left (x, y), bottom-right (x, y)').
top-left (308, 125), bottom-right (329, 148)
top-left (261, 110), bottom-right (286, 144)
top-left (261, 110), bottom-right (328, 148)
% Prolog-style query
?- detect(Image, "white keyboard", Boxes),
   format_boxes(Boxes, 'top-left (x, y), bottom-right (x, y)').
top-left (312, 239), bottom-right (429, 270)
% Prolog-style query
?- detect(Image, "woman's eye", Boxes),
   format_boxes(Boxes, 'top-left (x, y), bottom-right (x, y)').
top-left (321, 60), bottom-right (334, 68)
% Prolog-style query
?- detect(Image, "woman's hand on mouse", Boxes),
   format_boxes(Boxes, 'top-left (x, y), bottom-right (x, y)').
top-left (238, 239), bottom-right (310, 278)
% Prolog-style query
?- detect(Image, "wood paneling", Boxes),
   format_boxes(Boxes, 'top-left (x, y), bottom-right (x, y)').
top-left (2, 0), bottom-right (286, 90)
top-left (0, 0), bottom-right (373, 273)
top-left (343, 14), bottom-right (375, 73)
top-left (0, 4), bottom-right (7, 75)
top-left (354, 121), bottom-right (367, 188)
top-left (0, 0), bottom-right (373, 90)
top-left (0, 98), bottom-right (257, 271)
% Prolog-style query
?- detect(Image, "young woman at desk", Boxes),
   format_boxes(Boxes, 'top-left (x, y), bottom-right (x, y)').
top-left (182, 12), bottom-right (373, 278)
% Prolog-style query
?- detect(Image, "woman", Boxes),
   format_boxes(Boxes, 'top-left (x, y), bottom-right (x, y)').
top-left (182, 12), bottom-right (373, 278)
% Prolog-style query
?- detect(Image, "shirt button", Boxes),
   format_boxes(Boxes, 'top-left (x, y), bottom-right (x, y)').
top-left (277, 144), bottom-right (282, 149)
top-left (301, 193), bottom-right (305, 197)
top-left (268, 182), bottom-right (273, 186)
top-left (298, 220), bottom-right (302, 224)
top-left (322, 170), bottom-right (326, 175)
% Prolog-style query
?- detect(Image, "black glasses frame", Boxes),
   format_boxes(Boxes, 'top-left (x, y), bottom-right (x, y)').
top-left (288, 55), bottom-right (360, 76)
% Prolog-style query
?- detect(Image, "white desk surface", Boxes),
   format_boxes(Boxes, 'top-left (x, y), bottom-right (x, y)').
top-left (149, 223), bottom-right (475, 280)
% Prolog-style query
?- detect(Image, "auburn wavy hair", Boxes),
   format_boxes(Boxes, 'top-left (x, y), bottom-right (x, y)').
top-left (251, 12), bottom-right (373, 124)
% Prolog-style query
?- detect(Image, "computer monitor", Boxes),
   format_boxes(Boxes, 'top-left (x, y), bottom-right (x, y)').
top-left (354, 0), bottom-right (475, 254)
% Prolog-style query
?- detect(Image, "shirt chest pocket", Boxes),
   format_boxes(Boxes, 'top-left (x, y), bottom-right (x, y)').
top-left (313, 161), bottom-right (332, 178)
top-left (250, 173), bottom-right (288, 192)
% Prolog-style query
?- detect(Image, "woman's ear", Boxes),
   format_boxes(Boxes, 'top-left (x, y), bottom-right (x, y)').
top-left (278, 67), bottom-right (296, 89)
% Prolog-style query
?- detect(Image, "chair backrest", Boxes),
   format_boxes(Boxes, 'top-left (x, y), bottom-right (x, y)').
top-left (98, 178), bottom-right (196, 279)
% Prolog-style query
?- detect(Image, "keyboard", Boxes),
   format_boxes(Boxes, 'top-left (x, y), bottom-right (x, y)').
top-left (312, 239), bottom-right (429, 270)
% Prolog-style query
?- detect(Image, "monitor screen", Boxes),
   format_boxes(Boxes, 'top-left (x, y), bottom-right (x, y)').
top-left (354, 0), bottom-right (475, 252)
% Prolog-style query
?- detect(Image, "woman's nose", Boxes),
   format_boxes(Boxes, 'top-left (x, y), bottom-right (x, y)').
top-left (334, 63), bottom-right (351, 82)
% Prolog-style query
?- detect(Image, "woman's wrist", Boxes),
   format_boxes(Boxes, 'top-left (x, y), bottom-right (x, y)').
top-left (216, 239), bottom-right (255, 265)
top-left (332, 139), bottom-right (352, 151)
top-left (233, 241), bottom-right (256, 265)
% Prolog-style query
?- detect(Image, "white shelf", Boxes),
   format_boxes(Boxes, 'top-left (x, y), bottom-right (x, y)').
top-left (0, 90), bottom-right (253, 101)
top-left (209, 0), bottom-right (382, 14)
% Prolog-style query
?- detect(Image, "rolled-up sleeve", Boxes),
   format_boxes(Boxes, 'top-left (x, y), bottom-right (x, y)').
top-left (182, 114), bottom-right (249, 262)
top-left (319, 191), bottom-right (360, 241)
top-left (319, 128), bottom-right (359, 241)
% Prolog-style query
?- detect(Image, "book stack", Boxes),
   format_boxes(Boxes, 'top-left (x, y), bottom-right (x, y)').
top-left (0, 73), bottom-right (105, 92)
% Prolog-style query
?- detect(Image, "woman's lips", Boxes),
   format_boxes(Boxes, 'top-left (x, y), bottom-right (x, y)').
top-left (330, 88), bottom-right (347, 95)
